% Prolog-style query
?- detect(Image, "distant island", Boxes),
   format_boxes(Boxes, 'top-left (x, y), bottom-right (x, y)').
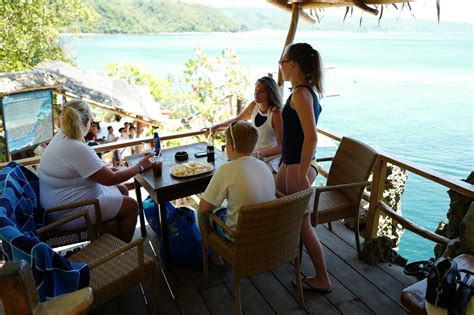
top-left (62, 0), bottom-right (471, 34)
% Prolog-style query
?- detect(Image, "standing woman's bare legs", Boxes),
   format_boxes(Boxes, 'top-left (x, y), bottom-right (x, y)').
top-left (286, 164), bottom-right (331, 291)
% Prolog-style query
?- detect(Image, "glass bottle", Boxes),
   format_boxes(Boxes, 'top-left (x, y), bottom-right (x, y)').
top-left (206, 135), bottom-right (215, 163)
top-left (153, 131), bottom-right (161, 156)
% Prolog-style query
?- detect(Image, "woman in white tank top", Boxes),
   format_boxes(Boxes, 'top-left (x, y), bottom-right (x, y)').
top-left (210, 76), bottom-right (283, 168)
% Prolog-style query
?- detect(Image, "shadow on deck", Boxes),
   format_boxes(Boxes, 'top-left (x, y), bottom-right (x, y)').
top-left (90, 221), bottom-right (417, 315)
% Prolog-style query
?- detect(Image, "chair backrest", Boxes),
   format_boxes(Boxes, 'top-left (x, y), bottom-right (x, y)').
top-left (233, 187), bottom-right (313, 277)
top-left (327, 137), bottom-right (378, 206)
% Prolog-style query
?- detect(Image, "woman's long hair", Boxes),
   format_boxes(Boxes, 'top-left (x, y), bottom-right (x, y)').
top-left (284, 43), bottom-right (324, 98)
top-left (61, 99), bottom-right (92, 141)
top-left (256, 76), bottom-right (282, 109)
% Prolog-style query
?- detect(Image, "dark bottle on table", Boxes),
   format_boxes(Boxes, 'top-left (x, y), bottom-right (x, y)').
top-left (206, 135), bottom-right (215, 163)
top-left (153, 131), bottom-right (161, 156)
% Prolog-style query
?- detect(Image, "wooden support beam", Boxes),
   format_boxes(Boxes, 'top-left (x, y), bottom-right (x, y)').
top-left (365, 156), bottom-right (387, 240)
top-left (278, 3), bottom-right (301, 87)
top-left (266, 0), bottom-right (317, 24)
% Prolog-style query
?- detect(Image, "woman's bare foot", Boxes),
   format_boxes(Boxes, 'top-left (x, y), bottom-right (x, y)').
top-left (301, 275), bottom-right (331, 293)
top-left (210, 253), bottom-right (224, 268)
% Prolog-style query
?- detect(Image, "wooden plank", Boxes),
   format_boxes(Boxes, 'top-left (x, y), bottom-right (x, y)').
top-left (328, 221), bottom-right (418, 288)
top-left (199, 283), bottom-right (235, 315)
top-left (298, 251), bottom-right (374, 314)
top-left (314, 228), bottom-right (406, 314)
top-left (116, 284), bottom-right (149, 314)
top-left (249, 271), bottom-right (307, 314)
top-left (88, 300), bottom-right (120, 315)
top-left (317, 224), bottom-right (407, 310)
top-left (219, 268), bottom-right (275, 315)
top-left (168, 268), bottom-right (210, 315)
top-left (272, 262), bottom-right (344, 314)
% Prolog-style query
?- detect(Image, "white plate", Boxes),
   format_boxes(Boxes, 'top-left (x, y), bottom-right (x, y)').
top-left (170, 161), bottom-right (214, 177)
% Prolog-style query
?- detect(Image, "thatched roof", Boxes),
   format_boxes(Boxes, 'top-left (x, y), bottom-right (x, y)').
top-left (267, 0), bottom-right (418, 23)
top-left (0, 70), bottom-right (61, 97)
top-left (0, 62), bottom-right (164, 123)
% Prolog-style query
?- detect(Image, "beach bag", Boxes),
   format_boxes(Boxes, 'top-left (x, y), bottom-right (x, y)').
top-left (426, 258), bottom-right (459, 309)
top-left (143, 196), bottom-right (175, 236)
top-left (159, 205), bottom-right (206, 268)
top-left (448, 269), bottom-right (474, 315)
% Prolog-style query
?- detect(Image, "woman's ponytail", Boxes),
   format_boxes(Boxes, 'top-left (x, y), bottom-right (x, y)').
top-left (61, 99), bottom-right (91, 141)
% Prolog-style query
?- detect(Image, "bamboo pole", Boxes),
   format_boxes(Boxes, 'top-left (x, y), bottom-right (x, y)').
top-left (377, 200), bottom-right (450, 245)
top-left (278, 3), bottom-right (301, 88)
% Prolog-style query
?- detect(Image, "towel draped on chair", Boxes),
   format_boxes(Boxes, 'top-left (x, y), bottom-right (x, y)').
top-left (0, 162), bottom-right (89, 301)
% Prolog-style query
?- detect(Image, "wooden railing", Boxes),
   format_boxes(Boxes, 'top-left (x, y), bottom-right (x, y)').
top-left (2, 127), bottom-right (473, 250)
top-left (0, 129), bottom-right (207, 168)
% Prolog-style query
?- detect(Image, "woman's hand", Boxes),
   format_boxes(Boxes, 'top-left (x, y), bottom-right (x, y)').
top-left (298, 170), bottom-right (311, 190)
top-left (138, 153), bottom-right (153, 171)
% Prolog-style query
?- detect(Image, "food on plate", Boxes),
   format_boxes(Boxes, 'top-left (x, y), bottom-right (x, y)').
top-left (170, 161), bottom-right (213, 177)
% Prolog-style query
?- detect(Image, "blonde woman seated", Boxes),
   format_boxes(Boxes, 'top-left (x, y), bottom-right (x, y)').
top-left (199, 121), bottom-right (276, 267)
top-left (209, 76), bottom-right (283, 171)
top-left (39, 99), bottom-right (152, 242)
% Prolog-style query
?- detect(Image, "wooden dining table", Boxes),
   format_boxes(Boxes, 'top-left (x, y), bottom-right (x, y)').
top-left (126, 142), bottom-right (225, 269)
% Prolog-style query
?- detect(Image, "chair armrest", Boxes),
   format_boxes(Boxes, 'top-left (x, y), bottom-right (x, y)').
top-left (315, 180), bottom-right (371, 194)
top-left (36, 287), bottom-right (93, 315)
top-left (88, 237), bottom-right (145, 270)
top-left (311, 181), bottom-right (371, 227)
top-left (37, 210), bottom-right (96, 241)
top-left (44, 199), bottom-right (104, 235)
top-left (315, 156), bottom-right (333, 162)
top-left (276, 190), bottom-right (286, 198)
top-left (207, 212), bottom-right (236, 238)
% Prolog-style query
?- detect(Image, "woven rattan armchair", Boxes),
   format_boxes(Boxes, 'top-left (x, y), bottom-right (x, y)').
top-left (200, 188), bottom-right (314, 315)
top-left (311, 137), bottom-right (378, 257)
top-left (40, 198), bottom-right (118, 248)
top-left (36, 206), bottom-right (159, 311)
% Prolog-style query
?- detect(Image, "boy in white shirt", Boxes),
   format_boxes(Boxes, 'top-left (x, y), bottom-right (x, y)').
top-left (199, 121), bottom-right (276, 268)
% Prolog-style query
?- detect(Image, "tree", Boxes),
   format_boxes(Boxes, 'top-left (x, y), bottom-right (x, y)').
top-left (0, 0), bottom-right (98, 72)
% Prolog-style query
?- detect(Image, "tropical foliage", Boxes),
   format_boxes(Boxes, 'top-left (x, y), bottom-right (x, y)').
top-left (107, 49), bottom-right (250, 144)
top-left (0, 0), bottom-right (98, 72)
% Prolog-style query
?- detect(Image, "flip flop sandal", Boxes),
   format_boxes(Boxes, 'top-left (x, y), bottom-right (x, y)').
top-left (292, 276), bottom-right (332, 294)
top-left (403, 260), bottom-right (434, 278)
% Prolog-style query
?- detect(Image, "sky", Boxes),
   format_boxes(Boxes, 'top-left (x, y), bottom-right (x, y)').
top-left (183, 0), bottom-right (473, 24)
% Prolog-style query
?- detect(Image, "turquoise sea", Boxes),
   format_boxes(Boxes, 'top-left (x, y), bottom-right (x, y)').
top-left (63, 31), bottom-right (473, 262)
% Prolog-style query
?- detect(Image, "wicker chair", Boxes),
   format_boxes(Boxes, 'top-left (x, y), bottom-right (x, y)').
top-left (40, 198), bottom-right (118, 248)
top-left (36, 206), bottom-right (159, 311)
top-left (200, 188), bottom-right (314, 315)
top-left (311, 136), bottom-right (378, 257)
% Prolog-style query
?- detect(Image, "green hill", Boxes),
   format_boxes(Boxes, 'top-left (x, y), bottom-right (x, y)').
top-left (62, 1), bottom-right (471, 34)
top-left (65, 0), bottom-right (238, 33)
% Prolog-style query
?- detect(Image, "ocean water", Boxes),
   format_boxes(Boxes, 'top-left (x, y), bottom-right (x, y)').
top-left (63, 31), bottom-right (473, 261)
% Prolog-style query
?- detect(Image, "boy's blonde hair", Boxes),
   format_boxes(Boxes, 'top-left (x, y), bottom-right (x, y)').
top-left (62, 99), bottom-right (93, 141)
top-left (224, 121), bottom-right (258, 155)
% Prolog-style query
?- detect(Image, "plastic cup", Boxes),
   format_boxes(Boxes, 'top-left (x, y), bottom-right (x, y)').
top-left (149, 155), bottom-right (163, 177)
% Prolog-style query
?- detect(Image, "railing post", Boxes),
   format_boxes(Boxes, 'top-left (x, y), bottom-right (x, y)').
top-left (365, 156), bottom-right (387, 241)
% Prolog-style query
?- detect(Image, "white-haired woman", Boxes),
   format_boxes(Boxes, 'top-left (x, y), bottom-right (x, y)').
top-left (39, 99), bottom-right (152, 242)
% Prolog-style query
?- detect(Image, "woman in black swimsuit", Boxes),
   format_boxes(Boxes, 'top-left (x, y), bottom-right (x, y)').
top-left (276, 43), bottom-right (331, 293)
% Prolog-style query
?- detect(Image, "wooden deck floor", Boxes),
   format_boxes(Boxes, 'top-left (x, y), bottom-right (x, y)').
top-left (89, 221), bottom-right (417, 315)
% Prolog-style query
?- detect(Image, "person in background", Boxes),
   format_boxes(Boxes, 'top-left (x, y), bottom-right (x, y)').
top-left (118, 127), bottom-right (132, 163)
top-left (107, 126), bottom-right (118, 142)
top-left (107, 126), bottom-right (121, 167)
top-left (276, 42), bottom-right (331, 293)
top-left (209, 76), bottom-right (283, 170)
top-left (39, 99), bottom-right (152, 242)
top-left (85, 122), bottom-right (98, 142)
top-left (128, 125), bottom-right (138, 155)
top-left (199, 121), bottom-right (276, 267)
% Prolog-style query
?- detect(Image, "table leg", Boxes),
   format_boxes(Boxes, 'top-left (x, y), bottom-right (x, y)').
top-left (158, 201), bottom-right (171, 269)
top-left (134, 178), bottom-right (147, 237)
